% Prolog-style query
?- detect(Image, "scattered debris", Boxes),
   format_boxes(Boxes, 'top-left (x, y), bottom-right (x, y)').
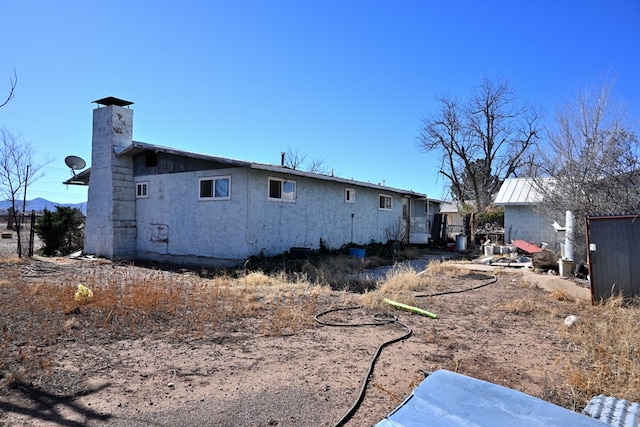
top-left (532, 250), bottom-right (558, 270)
top-left (383, 298), bottom-right (437, 319)
top-left (491, 256), bottom-right (532, 269)
top-left (512, 239), bottom-right (543, 254)
top-left (376, 370), bottom-right (607, 426)
top-left (74, 283), bottom-right (94, 303)
top-left (68, 250), bottom-right (83, 258)
top-left (564, 315), bottom-right (578, 327)
top-left (582, 394), bottom-right (640, 427)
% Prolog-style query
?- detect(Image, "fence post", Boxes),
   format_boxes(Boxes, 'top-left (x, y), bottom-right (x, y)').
top-left (28, 210), bottom-right (36, 257)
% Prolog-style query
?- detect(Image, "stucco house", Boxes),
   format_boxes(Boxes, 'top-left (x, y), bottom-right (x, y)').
top-left (66, 97), bottom-right (438, 266)
top-left (493, 177), bottom-right (565, 251)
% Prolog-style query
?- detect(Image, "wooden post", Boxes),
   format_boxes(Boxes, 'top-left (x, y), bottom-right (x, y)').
top-left (28, 210), bottom-right (36, 257)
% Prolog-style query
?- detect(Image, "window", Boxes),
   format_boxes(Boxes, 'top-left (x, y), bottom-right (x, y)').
top-left (345, 188), bottom-right (355, 203)
top-left (145, 152), bottom-right (157, 168)
top-left (268, 177), bottom-right (296, 202)
top-left (199, 176), bottom-right (231, 200)
top-left (379, 194), bottom-right (392, 211)
top-left (136, 182), bottom-right (148, 199)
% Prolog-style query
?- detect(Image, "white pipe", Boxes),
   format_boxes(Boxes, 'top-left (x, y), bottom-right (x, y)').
top-left (565, 210), bottom-right (574, 261)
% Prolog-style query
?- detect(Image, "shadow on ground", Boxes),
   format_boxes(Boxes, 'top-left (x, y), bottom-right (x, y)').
top-left (0, 382), bottom-right (112, 427)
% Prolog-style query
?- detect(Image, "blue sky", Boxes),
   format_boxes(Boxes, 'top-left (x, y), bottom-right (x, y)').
top-left (1, 1), bottom-right (638, 205)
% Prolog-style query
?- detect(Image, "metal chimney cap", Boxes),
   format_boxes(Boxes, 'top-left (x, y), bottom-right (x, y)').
top-left (92, 97), bottom-right (134, 107)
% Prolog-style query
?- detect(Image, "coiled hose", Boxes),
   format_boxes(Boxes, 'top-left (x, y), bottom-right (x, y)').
top-left (314, 307), bottom-right (412, 427)
top-left (315, 273), bottom-right (498, 426)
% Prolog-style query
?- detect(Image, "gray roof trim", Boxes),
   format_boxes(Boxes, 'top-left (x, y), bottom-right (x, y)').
top-left (62, 168), bottom-right (91, 186)
top-left (118, 141), bottom-right (252, 168)
top-left (100, 141), bottom-right (426, 198)
top-left (250, 163), bottom-right (425, 197)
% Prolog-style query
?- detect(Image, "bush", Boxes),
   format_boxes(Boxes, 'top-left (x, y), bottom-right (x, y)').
top-left (35, 207), bottom-right (84, 256)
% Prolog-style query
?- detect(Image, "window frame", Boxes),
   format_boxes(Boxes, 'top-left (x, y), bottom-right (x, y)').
top-left (198, 176), bottom-right (231, 201)
top-left (378, 194), bottom-right (393, 211)
top-left (345, 188), bottom-right (355, 203)
top-left (268, 176), bottom-right (296, 202)
top-left (136, 181), bottom-right (149, 199)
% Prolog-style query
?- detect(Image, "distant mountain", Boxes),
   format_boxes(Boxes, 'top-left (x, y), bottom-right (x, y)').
top-left (0, 198), bottom-right (87, 215)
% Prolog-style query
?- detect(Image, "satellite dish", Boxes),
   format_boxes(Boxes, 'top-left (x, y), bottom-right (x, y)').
top-left (65, 155), bottom-right (87, 176)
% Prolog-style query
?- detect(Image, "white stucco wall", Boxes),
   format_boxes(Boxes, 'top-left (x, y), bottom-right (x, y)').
top-left (133, 166), bottom-right (406, 264)
top-left (135, 167), bottom-right (250, 263)
top-left (504, 205), bottom-right (560, 250)
top-left (245, 169), bottom-right (403, 256)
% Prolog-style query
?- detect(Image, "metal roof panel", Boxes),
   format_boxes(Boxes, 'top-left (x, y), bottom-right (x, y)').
top-left (376, 370), bottom-right (609, 427)
top-left (494, 178), bottom-right (545, 205)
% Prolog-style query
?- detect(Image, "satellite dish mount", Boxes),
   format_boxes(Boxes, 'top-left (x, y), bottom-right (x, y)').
top-left (65, 155), bottom-right (87, 177)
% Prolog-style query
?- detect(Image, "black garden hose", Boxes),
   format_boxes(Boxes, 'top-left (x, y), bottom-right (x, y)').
top-left (415, 273), bottom-right (498, 297)
top-left (314, 307), bottom-right (412, 427)
top-left (316, 273), bottom-right (498, 426)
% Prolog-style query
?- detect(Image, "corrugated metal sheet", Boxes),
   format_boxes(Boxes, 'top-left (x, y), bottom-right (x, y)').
top-left (582, 395), bottom-right (640, 427)
top-left (586, 215), bottom-right (640, 300)
top-left (375, 370), bottom-right (608, 427)
top-left (494, 177), bottom-right (546, 205)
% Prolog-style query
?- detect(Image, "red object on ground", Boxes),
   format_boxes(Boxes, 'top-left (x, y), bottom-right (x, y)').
top-left (512, 239), bottom-right (542, 253)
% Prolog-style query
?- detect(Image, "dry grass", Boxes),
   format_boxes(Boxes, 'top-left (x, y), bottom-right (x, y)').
top-left (363, 261), bottom-right (640, 410)
top-left (498, 296), bottom-right (539, 315)
top-left (0, 260), bottom-right (331, 390)
top-left (550, 288), bottom-right (574, 301)
top-left (360, 260), bottom-right (469, 310)
top-left (3, 254), bottom-right (640, 416)
top-left (561, 296), bottom-right (640, 408)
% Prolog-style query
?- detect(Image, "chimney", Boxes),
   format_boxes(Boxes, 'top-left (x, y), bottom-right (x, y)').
top-left (84, 97), bottom-right (137, 259)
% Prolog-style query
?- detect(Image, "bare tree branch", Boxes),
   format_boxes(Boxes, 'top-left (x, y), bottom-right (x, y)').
top-left (0, 70), bottom-right (17, 109)
top-left (532, 78), bottom-right (640, 261)
top-left (0, 128), bottom-right (47, 257)
top-left (283, 148), bottom-right (307, 170)
top-left (283, 148), bottom-right (328, 174)
top-left (418, 77), bottom-right (541, 213)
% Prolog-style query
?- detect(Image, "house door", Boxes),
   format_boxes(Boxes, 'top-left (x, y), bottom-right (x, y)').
top-left (402, 198), bottom-right (410, 243)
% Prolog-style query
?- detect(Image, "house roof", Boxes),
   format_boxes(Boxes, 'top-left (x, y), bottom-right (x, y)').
top-left (440, 200), bottom-right (476, 213)
top-left (493, 178), bottom-right (547, 205)
top-left (65, 141), bottom-right (427, 198)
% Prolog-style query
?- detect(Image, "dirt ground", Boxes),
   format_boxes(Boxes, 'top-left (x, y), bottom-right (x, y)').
top-left (0, 235), bottom-right (589, 427)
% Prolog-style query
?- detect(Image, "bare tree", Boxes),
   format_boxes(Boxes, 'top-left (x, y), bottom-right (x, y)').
top-left (532, 79), bottom-right (640, 260)
top-left (306, 156), bottom-right (328, 174)
top-left (419, 77), bottom-right (541, 242)
top-left (283, 148), bottom-right (328, 174)
top-left (283, 148), bottom-right (307, 170)
top-left (419, 77), bottom-right (541, 213)
top-left (0, 128), bottom-right (46, 257)
top-left (1, 70), bottom-right (17, 109)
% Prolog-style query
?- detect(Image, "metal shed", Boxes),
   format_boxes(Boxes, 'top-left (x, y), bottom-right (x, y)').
top-left (586, 214), bottom-right (640, 301)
